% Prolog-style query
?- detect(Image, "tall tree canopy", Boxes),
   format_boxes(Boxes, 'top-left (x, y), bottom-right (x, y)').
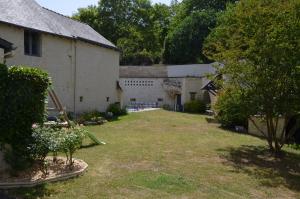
top-left (163, 0), bottom-right (236, 64)
top-left (74, 0), bottom-right (171, 65)
top-left (74, 0), bottom-right (236, 65)
top-left (204, 0), bottom-right (300, 154)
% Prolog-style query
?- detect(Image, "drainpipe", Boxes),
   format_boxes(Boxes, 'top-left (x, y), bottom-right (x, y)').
top-left (73, 37), bottom-right (77, 117)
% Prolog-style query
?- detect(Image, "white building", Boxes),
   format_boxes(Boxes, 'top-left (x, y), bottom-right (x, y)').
top-left (120, 64), bottom-right (216, 110)
top-left (0, 0), bottom-right (121, 114)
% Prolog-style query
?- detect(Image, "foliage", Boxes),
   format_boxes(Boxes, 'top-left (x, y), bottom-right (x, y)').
top-left (163, 10), bottom-right (216, 64)
top-left (204, 0), bottom-right (300, 154)
top-left (60, 127), bottom-right (86, 166)
top-left (106, 103), bottom-right (128, 117)
top-left (163, 0), bottom-right (235, 64)
top-left (0, 65), bottom-right (50, 170)
top-left (30, 126), bottom-right (86, 167)
top-left (77, 110), bottom-right (104, 124)
top-left (162, 104), bottom-right (172, 111)
top-left (184, 100), bottom-right (206, 114)
top-left (214, 88), bottom-right (249, 128)
top-left (74, 0), bottom-right (170, 65)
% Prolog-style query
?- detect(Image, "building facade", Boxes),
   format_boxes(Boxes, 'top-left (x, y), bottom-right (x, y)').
top-left (0, 0), bottom-right (121, 114)
top-left (120, 64), bottom-right (216, 110)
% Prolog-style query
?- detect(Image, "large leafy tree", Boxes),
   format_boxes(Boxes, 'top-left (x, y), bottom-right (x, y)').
top-left (163, 10), bottom-right (216, 64)
top-left (163, 0), bottom-right (235, 64)
top-left (204, 0), bottom-right (300, 154)
top-left (74, 0), bottom-right (171, 65)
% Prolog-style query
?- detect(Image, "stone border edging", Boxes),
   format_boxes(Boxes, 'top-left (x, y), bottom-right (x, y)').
top-left (0, 158), bottom-right (88, 189)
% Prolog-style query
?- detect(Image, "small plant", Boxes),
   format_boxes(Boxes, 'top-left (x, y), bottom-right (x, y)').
top-left (162, 104), bottom-right (172, 111)
top-left (106, 103), bottom-right (127, 117)
top-left (61, 127), bottom-right (86, 166)
top-left (184, 100), bottom-right (206, 114)
top-left (77, 111), bottom-right (105, 125)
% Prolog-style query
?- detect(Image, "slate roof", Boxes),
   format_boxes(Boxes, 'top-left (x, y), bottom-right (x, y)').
top-left (120, 64), bottom-right (216, 78)
top-left (120, 66), bottom-right (168, 78)
top-left (0, 0), bottom-right (117, 50)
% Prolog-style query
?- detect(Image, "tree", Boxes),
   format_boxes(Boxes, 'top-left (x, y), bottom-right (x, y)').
top-left (204, 0), bottom-right (300, 155)
top-left (74, 0), bottom-right (170, 65)
top-left (163, 10), bottom-right (216, 64)
top-left (163, 0), bottom-right (235, 64)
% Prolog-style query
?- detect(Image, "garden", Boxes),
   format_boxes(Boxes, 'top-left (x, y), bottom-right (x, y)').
top-left (5, 110), bottom-right (300, 199)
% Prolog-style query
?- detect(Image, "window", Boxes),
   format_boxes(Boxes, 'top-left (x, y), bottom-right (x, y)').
top-left (130, 98), bottom-right (136, 102)
top-left (158, 98), bottom-right (164, 102)
top-left (24, 30), bottom-right (41, 56)
top-left (190, 92), bottom-right (197, 101)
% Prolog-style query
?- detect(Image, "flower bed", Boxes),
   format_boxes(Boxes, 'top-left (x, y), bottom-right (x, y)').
top-left (0, 157), bottom-right (88, 189)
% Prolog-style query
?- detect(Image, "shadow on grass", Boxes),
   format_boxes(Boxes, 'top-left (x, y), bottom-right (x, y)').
top-left (218, 145), bottom-right (300, 191)
top-left (80, 143), bottom-right (100, 149)
top-left (7, 184), bottom-right (55, 199)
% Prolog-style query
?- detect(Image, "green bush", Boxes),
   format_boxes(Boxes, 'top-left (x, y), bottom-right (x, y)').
top-left (214, 89), bottom-right (249, 128)
top-left (162, 104), bottom-right (172, 111)
top-left (77, 110), bottom-right (104, 124)
top-left (31, 126), bottom-right (86, 167)
top-left (184, 100), bottom-right (206, 114)
top-left (0, 65), bottom-right (50, 170)
top-left (60, 127), bottom-right (86, 166)
top-left (106, 103), bottom-right (127, 117)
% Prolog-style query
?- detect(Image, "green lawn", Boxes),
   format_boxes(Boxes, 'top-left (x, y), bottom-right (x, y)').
top-left (12, 110), bottom-right (300, 199)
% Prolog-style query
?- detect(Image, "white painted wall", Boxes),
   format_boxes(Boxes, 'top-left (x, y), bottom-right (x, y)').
top-left (75, 40), bottom-right (120, 113)
top-left (120, 77), bottom-right (206, 109)
top-left (119, 78), bottom-right (175, 107)
top-left (182, 78), bottom-right (205, 105)
top-left (0, 23), bottom-right (120, 113)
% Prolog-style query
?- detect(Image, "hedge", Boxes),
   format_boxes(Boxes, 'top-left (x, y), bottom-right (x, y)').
top-left (184, 100), bottom-right (206, 114)
top-left (0, 65), bottom-right (51, 170)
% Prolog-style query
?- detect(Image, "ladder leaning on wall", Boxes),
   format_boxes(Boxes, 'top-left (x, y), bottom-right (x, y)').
top-left (47, 88), bottom-right (72, 127)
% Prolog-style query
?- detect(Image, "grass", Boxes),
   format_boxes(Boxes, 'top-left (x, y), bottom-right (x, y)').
top-left (9, 110), bottom-right (300, 199)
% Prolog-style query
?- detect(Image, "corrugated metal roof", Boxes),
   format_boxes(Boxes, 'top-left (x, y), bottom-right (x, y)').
top-left (0, 0), bottom-right (117, 50)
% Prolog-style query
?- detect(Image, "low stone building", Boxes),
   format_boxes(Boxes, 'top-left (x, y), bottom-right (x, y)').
top-left (119, 64), bottom-right (216, 110)
top-left (0, 0), bottom-right (121, 114)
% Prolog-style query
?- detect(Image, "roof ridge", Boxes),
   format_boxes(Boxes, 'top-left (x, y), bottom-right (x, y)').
top-left (41, 7), bottom-right (89, 27)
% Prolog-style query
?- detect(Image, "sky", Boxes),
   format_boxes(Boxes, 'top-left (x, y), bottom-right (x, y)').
top-left (36, 0), bottom-right (172, 16)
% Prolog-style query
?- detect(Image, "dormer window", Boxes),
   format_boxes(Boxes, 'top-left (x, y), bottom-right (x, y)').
top-left (24, 30), bottom-right (41, 56)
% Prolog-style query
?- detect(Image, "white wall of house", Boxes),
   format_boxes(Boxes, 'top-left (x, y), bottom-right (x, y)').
top-left (0, 23), bottom-right (120, 114)
top-left (120, 77), bottom-right (207, 109)
top-left (119, 78), bottom-right (175, 107)
top-left (181, 78), bottom-right (205, 105)
top-left (0, 48), bottom-right (3, 64)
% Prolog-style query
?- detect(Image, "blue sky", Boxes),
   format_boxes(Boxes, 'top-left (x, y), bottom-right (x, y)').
top-left (36, 0), bottom-right (172, 16)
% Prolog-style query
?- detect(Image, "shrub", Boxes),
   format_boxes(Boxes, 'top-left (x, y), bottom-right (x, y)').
top-left (214, 89), bottom-right (249, 128)
top-left (184, 100), bottom-right (206, 114)
top-left (77, 110), bottom-right (104, 124)
top-left (162, 104), bottom-right (172, 111)
top-left (0, 65), bottom-right (51, 170)
top-left (106, 103), bottom-right (127, 117)
top-left (31, 125), bottom-right (86, 167)
top-left (60, 127), bottom-right (86, 166)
